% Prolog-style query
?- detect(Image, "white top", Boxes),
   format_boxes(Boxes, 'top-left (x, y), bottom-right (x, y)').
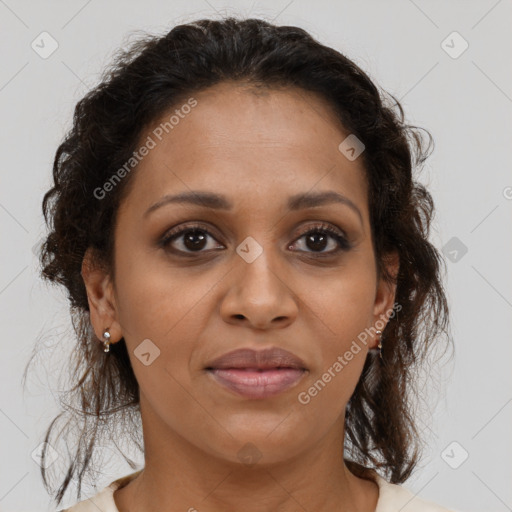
top-left (60, 469), bottom-right (455, 512)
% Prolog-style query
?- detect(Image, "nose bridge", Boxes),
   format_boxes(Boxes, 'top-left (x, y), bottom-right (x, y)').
top-left (235, 233), bottom-right (283, 296)
top-left (220, 231), bottom-right (298, 328)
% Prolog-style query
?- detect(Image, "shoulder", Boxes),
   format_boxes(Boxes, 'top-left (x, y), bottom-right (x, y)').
top-left (57, 470), bottom-right (142, 512)
top-left (373, 473), bottom-right (457, 512)
top-left (57, 484), bottom-right (117, 512)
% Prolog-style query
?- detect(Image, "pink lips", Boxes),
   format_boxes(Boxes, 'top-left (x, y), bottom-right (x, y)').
top-left (205, 347), bottom-right (307, 399)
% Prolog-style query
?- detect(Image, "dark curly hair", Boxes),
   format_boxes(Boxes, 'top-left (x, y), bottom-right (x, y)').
top-left (26, 15), bottom-right (451, 508)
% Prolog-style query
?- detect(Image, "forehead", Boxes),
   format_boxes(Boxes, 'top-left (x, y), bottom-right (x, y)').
top-left (122, 82), bottom-right (368, 217)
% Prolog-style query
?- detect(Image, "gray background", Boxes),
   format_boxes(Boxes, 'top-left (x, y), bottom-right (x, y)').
top-left (1, 1), bottom-right (511, 511)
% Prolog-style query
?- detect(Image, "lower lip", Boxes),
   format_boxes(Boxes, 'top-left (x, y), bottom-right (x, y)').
top-left (207, 368), bottom-right (306, 399)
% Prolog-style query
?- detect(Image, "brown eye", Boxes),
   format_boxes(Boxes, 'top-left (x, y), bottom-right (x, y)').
top-left (160, 224), bottom-right (224, 254)
top-left (159, 221), bottom-right (352, 258)
top-left (289, 224), bottom-right (352, 254)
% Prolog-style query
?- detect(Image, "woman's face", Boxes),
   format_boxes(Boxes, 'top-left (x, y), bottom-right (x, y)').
top-left (84, 82), bottom-right (398, 466)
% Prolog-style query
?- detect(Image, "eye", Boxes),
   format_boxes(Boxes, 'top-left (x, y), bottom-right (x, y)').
top-left (159, 221), bottom-right (352, 257)
top-left (289, 223), bottom-right (352, 255)
top-left (159, 223), bottom-right (224, 255)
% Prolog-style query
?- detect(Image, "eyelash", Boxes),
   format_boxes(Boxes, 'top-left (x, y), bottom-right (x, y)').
top-left (159, 222), bottom-right (352, 257)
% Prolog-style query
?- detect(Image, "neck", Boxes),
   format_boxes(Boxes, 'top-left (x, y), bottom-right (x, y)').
top-left (113, 400), bottom-right (379, 512)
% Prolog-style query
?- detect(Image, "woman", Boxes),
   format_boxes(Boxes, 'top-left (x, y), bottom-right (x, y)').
top-left (34, 16), bottom-right (453, 512)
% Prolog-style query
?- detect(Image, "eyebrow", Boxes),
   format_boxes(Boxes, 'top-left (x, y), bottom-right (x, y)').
top-left (144, 190), bottom-right (363, 224)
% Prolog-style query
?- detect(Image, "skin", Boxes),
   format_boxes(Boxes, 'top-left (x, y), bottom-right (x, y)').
top-left (82, 81), bottom-right (399, 512)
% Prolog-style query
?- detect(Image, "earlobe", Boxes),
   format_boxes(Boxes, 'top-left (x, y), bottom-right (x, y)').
top-left (81, 248), bottom-right (122, 346)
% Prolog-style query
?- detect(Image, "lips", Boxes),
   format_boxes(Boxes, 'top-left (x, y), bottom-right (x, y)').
top-left (205, 347), bottom-right (307, 399)
top-left (205, 347), bottom-right (307, 371)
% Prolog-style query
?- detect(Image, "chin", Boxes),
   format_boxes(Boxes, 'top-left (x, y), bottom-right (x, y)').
top-left (198, 423), bottom-right (309, 467)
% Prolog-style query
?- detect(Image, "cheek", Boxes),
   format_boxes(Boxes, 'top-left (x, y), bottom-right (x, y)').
top-left (113, 260), bottom-right (213, 426)
top-left (113, 246), bottom-right (208, 341)
top-left (293, 309), bottom-right (369, 437)
top-left (306, 268), bottom-right (376, 343)
top-left (299, 269), bottom-right (374, 400)
top-left (113, 250), bottom-right (227, 387)
top-left (296, 352), bottom-right (366, 436)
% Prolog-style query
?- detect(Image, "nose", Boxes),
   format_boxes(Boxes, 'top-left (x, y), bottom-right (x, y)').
top-left (219, 247), bottom-right (298, 330)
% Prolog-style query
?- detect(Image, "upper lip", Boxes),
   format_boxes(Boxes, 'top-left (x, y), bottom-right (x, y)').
top-left (205, 347), bottom-right (307, 370)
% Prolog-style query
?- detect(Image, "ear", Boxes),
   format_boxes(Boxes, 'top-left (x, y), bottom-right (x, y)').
top-left (370, 250), bottom-right (400, 349)
top-left (81, 247), bottom-right (122, 346)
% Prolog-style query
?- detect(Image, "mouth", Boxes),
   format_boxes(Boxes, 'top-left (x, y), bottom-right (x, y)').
top-left (206, 367), bottom-right (307, 399)
top-left (205, 347), bottom-right (307, 399)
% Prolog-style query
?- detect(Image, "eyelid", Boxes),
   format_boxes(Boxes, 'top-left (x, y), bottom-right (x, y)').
top-left (293, 221), bottom-right (348, 240)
